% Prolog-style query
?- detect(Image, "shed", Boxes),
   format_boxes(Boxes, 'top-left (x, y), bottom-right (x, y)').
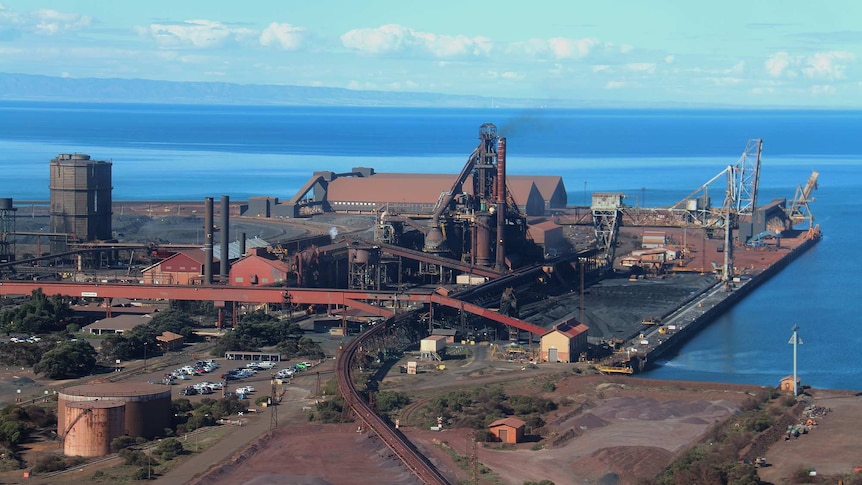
top-left (420, 335), bottom-right (447, 353)
top-left (431, 328), bottom-right (457, 344)
top-left (780, 375), bottom-right (801, 394)
top-left (642, 231), bottom-right (667, 249)
top-left (489, 417), bottom-right (526, 444)
top-left (83, 314), bottom-right (152, 335)
top-left (156, 331), bottom-right (184, 351)
top-left (541, 319), bottom-right (589, 363)
top-left (420, 335), bottom-right (447, 360)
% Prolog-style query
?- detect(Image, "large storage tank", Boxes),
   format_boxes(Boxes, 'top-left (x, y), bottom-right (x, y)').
top-left (49, 153), bottom-right (112, 253)
top-left (58, 383), bottom-right (171, 439)
top-left (63, 400), bottom-right (125, 457)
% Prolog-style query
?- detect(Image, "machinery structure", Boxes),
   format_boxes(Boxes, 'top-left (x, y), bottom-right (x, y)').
top-left (49, 153), bottom-right (113, 254)
top-left (669, 139), bottom-right (762, 229)
top-left (0, 197), bottom-right (15, 267)
top-left (786, 170), bottom-right (819, 228)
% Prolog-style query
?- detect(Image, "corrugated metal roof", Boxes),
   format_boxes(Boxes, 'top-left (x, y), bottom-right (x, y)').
top-left (84, 314), bottom-right (152, 331)
top-left (328, 173), bottom-right (455, 205)
top-left (489, 417), bottom-right (526, 429)
top-left (529, 176), bottom-right (565, 202)
top-left (325, 172), bottom-right (559, 210)
top-left (546, 321), bottom-right (588, 338)
top-left (529, 220), bottom-right (561, 231)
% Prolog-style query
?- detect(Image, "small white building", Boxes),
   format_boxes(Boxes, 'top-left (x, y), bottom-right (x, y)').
top-left (420, 335), bottom-right (447, 360)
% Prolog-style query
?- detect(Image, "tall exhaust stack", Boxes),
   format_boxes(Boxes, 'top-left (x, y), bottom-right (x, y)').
top-left (495, 137), bottom-right (507, 272)
top-left (220, 195), bottom-right (230, 280)
top-left (204, 197), bottom-right (214, 285)
top-left (239, 232), bottom-right (247, 258)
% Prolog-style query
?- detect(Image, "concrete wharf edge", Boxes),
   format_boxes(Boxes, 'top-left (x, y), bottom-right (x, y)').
top-left (636, 236), bottom-right (819, 371)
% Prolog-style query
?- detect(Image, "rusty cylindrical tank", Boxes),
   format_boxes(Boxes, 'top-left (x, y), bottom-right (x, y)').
top-left (63, 400), bottom-right (126, 457)
top-left (58, 383), bottom-right (171, 439)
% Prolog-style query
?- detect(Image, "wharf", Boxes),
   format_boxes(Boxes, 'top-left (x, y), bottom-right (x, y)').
top-left (602, 228), bottom-right (821, 373)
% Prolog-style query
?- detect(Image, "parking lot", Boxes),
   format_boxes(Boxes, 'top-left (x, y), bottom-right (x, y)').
top-left (153, 356), bottom-right (320, 404)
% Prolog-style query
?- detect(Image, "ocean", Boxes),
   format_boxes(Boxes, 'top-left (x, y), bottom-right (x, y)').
top-left (0, 101), bottom-right (858, 391)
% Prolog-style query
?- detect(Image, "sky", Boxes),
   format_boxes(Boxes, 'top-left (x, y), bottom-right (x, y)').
top-left (0, 0), bottom-right (861, 107)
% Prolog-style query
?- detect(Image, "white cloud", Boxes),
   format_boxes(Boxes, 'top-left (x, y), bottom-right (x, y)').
top-left (664, 55), bottom-right (675, 64)
top-left (605, 80), bottom-right (625, 89)
top-left (0, 4), bottom-right (90, 35)
top-left (33, 8), bottom-right (91, 35)
top-left (765, 51), bottom-right (794, 77)
top-left (340, 24), bottom-right (492, 58)
top-left (802, 51), bottom-right (854, 80)
top-left (592, 64), bottom-right (610, 73)
top-left (765, 50), bottom-right (854, 80)
top-left (259, 22), bottom-right (305, 50)
top-left (143, 20), bottom-right (244, 49)
top-left (548, 36), bottom-right (599, 59)
top-left (726, 61), bottom-right (745, 75)
top-left (626, 62), bottom-right (656, 74)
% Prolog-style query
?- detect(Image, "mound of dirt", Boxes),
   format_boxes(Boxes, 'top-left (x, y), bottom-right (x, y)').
top-left (571, 446), bottom-right (674, 483)
top-left (571, 412), bottom-right (609, 430)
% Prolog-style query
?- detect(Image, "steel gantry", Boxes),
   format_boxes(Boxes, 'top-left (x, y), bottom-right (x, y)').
top-left (0, 280), bottom-right (550, 337)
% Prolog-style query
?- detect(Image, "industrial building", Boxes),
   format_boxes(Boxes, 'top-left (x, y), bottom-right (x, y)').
top-left (58, 383), bottom-right (171, 441)
top-left (541, 320), bottom-right (589, 363)
top-left (141, 250), bottom-right (214, 285)
top-left (488, 417), bottom-right (526, 444)
top-left (49, 153), bottom-right (112, 253)
top-left (241, 169), bottom-right (567, 219)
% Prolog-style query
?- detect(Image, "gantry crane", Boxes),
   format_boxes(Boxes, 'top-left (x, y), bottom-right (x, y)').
top-left (786, 170), bottom-right (819, 229)
top-left (669, 139), bottom-right (762, 229)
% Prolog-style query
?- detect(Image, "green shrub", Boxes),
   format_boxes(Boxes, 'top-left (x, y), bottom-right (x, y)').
top-left (31, 455), bottom-right (66, 473)
top-left (154, 438), bottom-right (184, 461)
top-left (111, 435), bottom-right (137, 452)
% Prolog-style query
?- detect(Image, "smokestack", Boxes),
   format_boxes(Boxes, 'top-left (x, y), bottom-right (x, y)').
top-left (239, 231), bottom-right (247, 257)
top-left (495, 137), bottom-right (507, 272)
top-left (220, 195), bottom-right (229, 280)
top-left (204, 197), bottom-right (214, 285)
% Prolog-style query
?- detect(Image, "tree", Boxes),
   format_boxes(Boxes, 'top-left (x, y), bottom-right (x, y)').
top-left (0, 289), bottom-right (73, 334)
top-left (34, 340), bottom-right (97, 379)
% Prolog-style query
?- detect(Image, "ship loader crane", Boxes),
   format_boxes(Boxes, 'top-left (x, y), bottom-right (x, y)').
top-left (786, 170), bottom-right (819, 229)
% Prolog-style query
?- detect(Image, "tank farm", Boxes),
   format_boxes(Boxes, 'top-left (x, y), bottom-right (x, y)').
top-left (0, 124), bottom-right (820, 481)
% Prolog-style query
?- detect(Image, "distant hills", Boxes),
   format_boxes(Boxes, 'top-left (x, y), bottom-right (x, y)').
top-left (0, 72), bottom-right (558, 108)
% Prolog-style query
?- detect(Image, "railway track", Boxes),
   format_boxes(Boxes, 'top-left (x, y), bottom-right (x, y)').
top-left (336, 315), bottom-right (451, 485)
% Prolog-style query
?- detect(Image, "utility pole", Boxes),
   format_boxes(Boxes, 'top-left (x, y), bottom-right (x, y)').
top-left (788, 325), bottom-right (803, 396)
top-left (270, 373), bottom-right (278, 430)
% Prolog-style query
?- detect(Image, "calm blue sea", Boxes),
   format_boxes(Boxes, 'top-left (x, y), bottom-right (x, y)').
top-left (0, 101), bottom-right (859, 391)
